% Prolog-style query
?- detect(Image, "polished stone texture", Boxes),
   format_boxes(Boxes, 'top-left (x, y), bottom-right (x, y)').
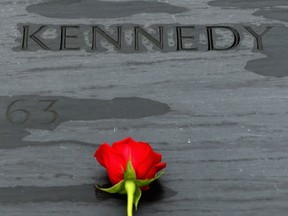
top-left (1, 0), bottom-right (288, 215)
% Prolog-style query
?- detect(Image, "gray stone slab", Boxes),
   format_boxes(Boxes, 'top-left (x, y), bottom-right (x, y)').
top-left (1, 0), bottom-right (288, 216)
top-left (209, 0), bottom-right (288, 77)
top-left (26, 0), bottom-right (189, 19)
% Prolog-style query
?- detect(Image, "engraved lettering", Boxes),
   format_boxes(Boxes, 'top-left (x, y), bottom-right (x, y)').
top-left (176, 26), bottom-right (198, 51)
top-left (21, 25), bottom-right (50, 50)
top-left (38, 100), bottom-right (59, 124)
top-left (207, 26), bottom-right (240, 51)
top-left (134, 26), bottom-right (163, 50)
top-left (5, 99), bottom-right (59, 125)
top-left (18, 24), bottom-right (272, 52)
top-left (6, 99), bottom-right (30, 124)
top-left (244, 26), bottom-right (272, 50)
top-left (91, 26), bottom-right (122, 50)
top-left (60, 26), bottom-right (80, 50)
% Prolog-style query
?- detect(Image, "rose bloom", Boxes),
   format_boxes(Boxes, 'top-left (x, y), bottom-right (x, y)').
top-left (95, 137), bottom-right (166, 190)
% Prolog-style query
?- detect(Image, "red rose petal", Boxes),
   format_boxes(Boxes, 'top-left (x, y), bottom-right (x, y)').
top-left (113, 137), bottom-right (152, 169)
top-left (95, 137), bottom-right (166, 187)
top-left (112, 137), bottom-right (132, 161)
top-left (155, 162), bottom-right (166, 172)
top-left (95, 143), bottom-right (126, 184)
top-left (136, 151), bottom-right (161, 179)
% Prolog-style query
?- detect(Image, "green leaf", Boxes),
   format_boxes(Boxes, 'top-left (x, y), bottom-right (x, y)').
top-left (133, 186), bottom-right (142, 210)
top-left (95, 167), bottom-right (165, 197)
top-left (124, 160), bottom-right (136, 180)
top-left (135, 170), bottom-right (165, 187)
top-left (95, 180), bottom-right (126, 194)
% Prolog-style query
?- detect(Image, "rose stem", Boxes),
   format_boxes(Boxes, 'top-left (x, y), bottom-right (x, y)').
top-left (125, 180), bottom-right (136, 216)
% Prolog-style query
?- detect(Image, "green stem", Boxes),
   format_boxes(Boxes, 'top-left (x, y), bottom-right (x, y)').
top-left (125, 180), bottom-right (136, 216)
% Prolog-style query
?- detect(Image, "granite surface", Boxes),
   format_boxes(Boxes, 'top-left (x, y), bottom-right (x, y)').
top-left (0, 0), bottom-right (288, 215)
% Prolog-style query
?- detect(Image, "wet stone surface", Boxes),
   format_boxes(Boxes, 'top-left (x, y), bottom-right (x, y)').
top-left (208, 0), bottom-right (288, 77)
top-left (26, 0), bottom-right (189, 19)
top-left (0, 95), bottom-right (169, 148)
top-left (1, 0), bottom-right (288, 216)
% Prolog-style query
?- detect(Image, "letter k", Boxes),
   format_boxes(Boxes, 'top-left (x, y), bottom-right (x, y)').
top-left (22, 25), bottom-right (50, 50)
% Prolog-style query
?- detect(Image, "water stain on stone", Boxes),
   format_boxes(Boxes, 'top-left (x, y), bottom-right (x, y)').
top-left (209, 0), bottom-right (288, 10)
top-left (0, 181), bottom-right (176, 204)
top-left (0, 184), bottom-right (99, 203)
top-left (26, 0), bottom-right (189, 19)
top-left (0, 95), bottom-right (170, 149)
top-left (208, 0), bottom-right (288, 77)
top-left (244, 25), bottom-right (288, 78)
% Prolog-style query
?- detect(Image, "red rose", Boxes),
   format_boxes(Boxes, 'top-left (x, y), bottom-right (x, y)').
top-left (94, 137), bottom-right (166, 216)
top-left (95, 137), bottom-right (166, 188)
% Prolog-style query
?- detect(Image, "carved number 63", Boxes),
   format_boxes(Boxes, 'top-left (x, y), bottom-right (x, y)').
top-left (6, 99), bottom-right (59, 124)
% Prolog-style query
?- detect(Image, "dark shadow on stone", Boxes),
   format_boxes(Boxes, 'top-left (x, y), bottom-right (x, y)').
top-left (208, 0), bottom-right (288, 77)
top-left (244, 25), bottom-right (288, 78)
top-left (95, 180), bottom-right (176, 203)
top-left (0, 184), bottom-right (97, 203)
top-left (208, 0), bottom-right (288, 22)
top-left (0, 95), bottom-right (170, 149)
top-left (209, 0), bottom-right (288, 9)
top-left (141, 180), bottom-right (176, 202)
top-left (26, 0), bottom-right (189, 19)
